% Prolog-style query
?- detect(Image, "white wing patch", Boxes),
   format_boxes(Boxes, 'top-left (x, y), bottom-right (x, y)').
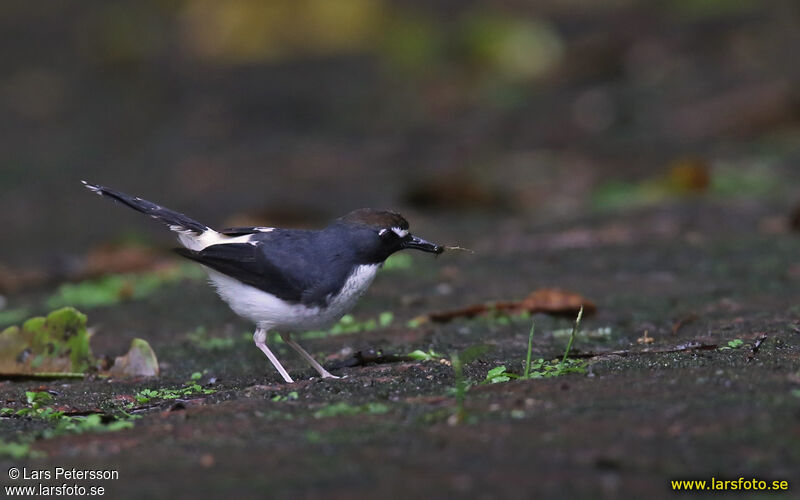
top-left (175, 229), bottom-right (260, 251)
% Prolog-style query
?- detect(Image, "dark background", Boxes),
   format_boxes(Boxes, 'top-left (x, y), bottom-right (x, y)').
top-left (2, 3), bottom-right (800, 497)
top-left (3, 0), bottom-right (799, 266)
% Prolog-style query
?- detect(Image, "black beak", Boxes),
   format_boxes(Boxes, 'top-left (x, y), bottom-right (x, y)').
top-left (402, 234), bottom-right (444, 254)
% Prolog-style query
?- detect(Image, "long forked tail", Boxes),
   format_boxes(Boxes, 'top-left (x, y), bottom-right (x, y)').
top-left (82, 181), bottom-right (214, 248)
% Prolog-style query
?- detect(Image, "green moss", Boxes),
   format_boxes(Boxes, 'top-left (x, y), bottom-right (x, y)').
top-left (22, 316), bottom-right (46, 333)
top-left (0, 307), bottom-right (93, 375)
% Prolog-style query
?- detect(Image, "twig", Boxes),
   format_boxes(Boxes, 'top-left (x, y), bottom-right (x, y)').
top-left (444, 246), bottom-right (475, 254)
top-left (569, 341), bottom-right (719, 359)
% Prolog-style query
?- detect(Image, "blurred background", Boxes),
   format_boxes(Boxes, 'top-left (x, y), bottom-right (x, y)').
top-left (2, 0), bottom-right (800, 267)
top-left (3, 3), bottom-right (800, 491)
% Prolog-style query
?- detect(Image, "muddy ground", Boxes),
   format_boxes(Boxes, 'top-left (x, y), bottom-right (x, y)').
top-left (2, 1), bottom-right (800, 499)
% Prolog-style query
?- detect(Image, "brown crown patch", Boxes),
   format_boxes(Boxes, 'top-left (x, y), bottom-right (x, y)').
top-left (339, 209), bottom-right (409, 229)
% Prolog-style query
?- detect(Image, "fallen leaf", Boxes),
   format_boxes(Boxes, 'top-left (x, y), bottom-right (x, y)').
top-left (514, 289), bottom-right (596, 316)
top-left (108, 338), bottom-right (159, 377)
top-left (666, 158), bottom-right (710, 194)
top-left (421, 288), bottom-right (595, 324)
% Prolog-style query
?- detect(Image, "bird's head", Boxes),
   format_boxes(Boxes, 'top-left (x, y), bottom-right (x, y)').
top-left (335, 208), bottom-right (443, 262)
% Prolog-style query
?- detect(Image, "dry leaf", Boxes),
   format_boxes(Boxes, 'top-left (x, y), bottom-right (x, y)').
top-left (423, 288), bottom-right (595, 324)
top-left (108, 338), bottom-right (159, 377)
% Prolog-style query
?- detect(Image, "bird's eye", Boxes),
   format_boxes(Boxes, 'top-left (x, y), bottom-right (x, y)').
top-left (378, 228), bottom-right (394, 240)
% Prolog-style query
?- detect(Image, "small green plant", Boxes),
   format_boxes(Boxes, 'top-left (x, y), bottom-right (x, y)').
top-left (378, 311), bottom-right (394, 327)
top-left (1, 391), bottom-right (65, 421)
top-left (271, 391), bottom-right (299, 402)
top-left (448, 345), bottom-right (489, 424)
top-left (299, 312), bottom-right (394, 339)
top-left (133, 379), bottom-right (215, 404)
top-left (407, 349), bottom-right (443, 361)
top-left (524, 320), bottom-right (535, 379)
top-left (719, 339), bottom-right (744, 350)
top-left (451, 352), bottom-right (467, 422)
top-left (481, 309), bottom-right (586, 384)
top-left (41, 414), bottom-right (135, 439)
top-left (27, 390), bottom-right (53, 406)
top-left (406, 317), bottom-right (425, 328)
top-left (2, 391), bottom-right (139, 444)
top-left (482, 358), bottom-right (587, 384)
top-left (484, 365), bottom-right (512, 383)
top-left (558, 307), bottom-right (583, 371)
top-left (313, 401), bottom-right (389, 419)
top-left (528, 357), bottom-right (586, 378)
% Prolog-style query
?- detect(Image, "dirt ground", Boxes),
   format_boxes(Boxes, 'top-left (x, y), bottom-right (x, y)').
top-left (2, 201), bottom-right (799, 498)
top-left (1, 1), bottom-right (800, 498)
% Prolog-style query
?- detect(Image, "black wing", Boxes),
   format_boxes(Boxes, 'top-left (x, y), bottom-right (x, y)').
top-left (175, 241), bottom-right (351, 307)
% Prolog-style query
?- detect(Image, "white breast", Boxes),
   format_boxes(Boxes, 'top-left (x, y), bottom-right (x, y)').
top-left (204, 264), bottom-right (380, 332)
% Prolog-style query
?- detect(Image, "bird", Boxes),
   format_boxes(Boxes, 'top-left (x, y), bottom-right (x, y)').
top-left (81, 181), bottom-right (443, 383)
